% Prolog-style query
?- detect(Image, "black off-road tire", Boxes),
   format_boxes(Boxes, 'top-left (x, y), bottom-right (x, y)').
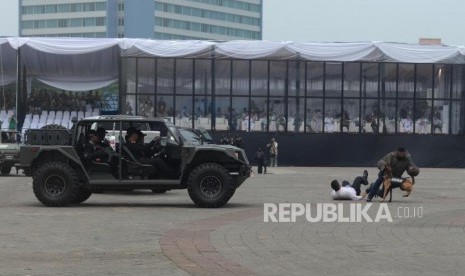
top-left (33, 162), bottom-right (80, 207)
top-left (1, 165), bottom-right (12, 175)
top-left (72, 187), bottom-right (92, 204)
top-left (151, 188), bottom-right (168, 194)
top-left (187, 163), bottom-right (236, 208)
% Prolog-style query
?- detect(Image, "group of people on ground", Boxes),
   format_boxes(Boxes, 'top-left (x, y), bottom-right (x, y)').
top-left (330, 147), bottom-right (420, 201)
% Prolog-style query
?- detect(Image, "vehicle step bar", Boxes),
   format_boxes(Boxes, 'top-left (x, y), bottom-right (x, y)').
top-left (89, 179), bottom-right (181, 186)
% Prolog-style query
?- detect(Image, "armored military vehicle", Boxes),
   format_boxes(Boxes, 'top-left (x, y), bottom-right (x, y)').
top-left (20, 116), bottom-right (251, 208)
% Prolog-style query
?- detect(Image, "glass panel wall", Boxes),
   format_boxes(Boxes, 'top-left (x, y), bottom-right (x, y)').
top-left (121, 58), bottom-right (465, 136)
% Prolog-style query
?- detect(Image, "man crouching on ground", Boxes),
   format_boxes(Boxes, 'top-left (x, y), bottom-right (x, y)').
top-left (365, 147), bottom-right (419, 202)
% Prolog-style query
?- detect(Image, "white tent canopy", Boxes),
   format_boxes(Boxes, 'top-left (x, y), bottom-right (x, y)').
top-left (2, 37), bottom-right (465, 91)
top-left (0, 38), bottom-right (18, 86)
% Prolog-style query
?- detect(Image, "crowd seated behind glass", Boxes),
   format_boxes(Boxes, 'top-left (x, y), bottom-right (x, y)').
top-left (27, 89), bottom-right (102, 114)
top-left (400, 117), bottom-right (413, 133)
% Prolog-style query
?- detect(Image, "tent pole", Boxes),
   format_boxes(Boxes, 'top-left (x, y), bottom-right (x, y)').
top-left (15, 48), bottom-right (20, 132)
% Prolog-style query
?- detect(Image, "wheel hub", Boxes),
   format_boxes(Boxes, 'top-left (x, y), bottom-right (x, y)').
top-left (199, 175), bottom-right (222, 198)
top-left (44, 175), bottom-right (66, 197)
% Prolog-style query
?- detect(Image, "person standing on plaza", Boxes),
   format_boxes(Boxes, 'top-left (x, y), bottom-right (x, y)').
top-left (267, 137), bottom-right (278, 167)
top-left (254, 147), bottom-right (267, 174)
top-left (8, 112), bottom-right (16, 141)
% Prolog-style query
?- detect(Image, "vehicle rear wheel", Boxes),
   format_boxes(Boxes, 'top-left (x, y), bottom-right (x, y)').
top-left (1, 165), bottom-right (12, 175)
top-left (33, 162), bottom-right (80, 207)
top-left (187, 163), bottom-right (235, 208)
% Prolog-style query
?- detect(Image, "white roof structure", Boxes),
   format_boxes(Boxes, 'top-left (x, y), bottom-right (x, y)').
top-left (1, 37), bottom-right (465, 91)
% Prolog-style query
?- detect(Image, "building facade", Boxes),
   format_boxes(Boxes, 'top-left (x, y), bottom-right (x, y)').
top-left (19, 0), bottom-right (262, 39)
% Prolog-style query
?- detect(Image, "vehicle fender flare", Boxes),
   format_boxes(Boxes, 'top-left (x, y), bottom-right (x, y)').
top-left (31, 148), bottom-right (89, 182)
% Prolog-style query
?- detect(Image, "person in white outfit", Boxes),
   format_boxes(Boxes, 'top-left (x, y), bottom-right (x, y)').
top-left (267, 138), bottom-right (278, 167)
top-left (330, 180), bottom-right (362, 200)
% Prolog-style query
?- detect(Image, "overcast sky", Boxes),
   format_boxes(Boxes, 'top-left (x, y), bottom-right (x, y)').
top-left (1, 0), bottom-right (465, 45)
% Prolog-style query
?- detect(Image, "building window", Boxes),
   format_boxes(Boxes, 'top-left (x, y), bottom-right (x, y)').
top-left (58, 19), bottom-right (67, 28)
top-left (96, 17), bottom-right (105, 26)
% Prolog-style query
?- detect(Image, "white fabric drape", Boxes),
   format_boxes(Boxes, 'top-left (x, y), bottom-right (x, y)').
top-left (0, 75), bottom-right (16, 86)
top-left (377, 42), bottom-right (463, 63)
top-left (215, 40), bottom-right (294, 59)
top-left (122, 39), bottom-right (214, 58)
top-left (21, 43), bottom-right (120, 91)
top-left (8, 37), bottom-right (120, 54)
top-left (3, 37), bottom-right (465, 91)
top-left (36, 77), bottom-right (117, 92)
top-left (0, 40), bottom-right (17, 86)
top-left (287, 42), bottom-right (383, 61)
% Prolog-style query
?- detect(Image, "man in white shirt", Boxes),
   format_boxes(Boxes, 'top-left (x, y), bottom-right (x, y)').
top-left (330, 180), bottom-right (362, 200)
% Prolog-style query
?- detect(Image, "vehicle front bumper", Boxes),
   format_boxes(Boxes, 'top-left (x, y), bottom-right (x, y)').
top-left (230, 165), bottom-right (251, 188)
top-left (0, 155), bottom-right (19, 167)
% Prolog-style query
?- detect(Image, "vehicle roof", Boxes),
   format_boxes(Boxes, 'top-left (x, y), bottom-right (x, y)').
top-left (80, 115), bottom-right (167, 123)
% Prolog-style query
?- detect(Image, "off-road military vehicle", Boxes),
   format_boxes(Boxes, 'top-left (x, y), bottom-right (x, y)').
top-left (19, 116), bottom-right (251, 208)
top-left (0, 130), bottom-right (20, 175)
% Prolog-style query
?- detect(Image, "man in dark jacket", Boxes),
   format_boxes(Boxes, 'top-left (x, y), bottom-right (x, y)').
top-left (83, 130), bottom-right (109, 165)
top-left (366, 147), bottom-right (419, 201)
top-left (254, 147), bottom-right (267, 174)
top-left (125, 129), bottom-right (177, 178)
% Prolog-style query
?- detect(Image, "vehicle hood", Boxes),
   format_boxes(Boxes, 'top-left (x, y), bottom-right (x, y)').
top-left (0, 144), bottom-right (20, 154)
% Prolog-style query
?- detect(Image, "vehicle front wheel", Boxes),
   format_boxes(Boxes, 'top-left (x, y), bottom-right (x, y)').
top-left (1, 165), bottom-right (11, 175)
top-left (33, 162), bottom-right (81, 207)
top-left (187, 163), bottom-right (236, 208)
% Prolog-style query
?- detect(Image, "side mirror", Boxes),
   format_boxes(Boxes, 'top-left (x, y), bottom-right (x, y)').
top-left (160, 137), bottom-right (167, 147)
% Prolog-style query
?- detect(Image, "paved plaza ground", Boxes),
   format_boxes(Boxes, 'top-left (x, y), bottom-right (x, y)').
top-left (1, 167), bottom-right (465, 276)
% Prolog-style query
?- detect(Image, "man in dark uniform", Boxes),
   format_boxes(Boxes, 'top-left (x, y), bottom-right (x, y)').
top-left (82, 129), bottom-right (109, 165)
top-left (96, 127), bottom-right (119, 171)
top-left (220, 135), bottom-right (230, 145)
top-left (366, 147), bottom-right (419, 202)
top-left (96, 127), bottom-right (111, 149)
top-left (125, 129), bottom-right (177, 178)
top-left (254, 147), bottom-right (267, 174)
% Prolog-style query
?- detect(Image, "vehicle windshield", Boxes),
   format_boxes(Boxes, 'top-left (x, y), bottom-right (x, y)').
top-left (196, 128), bottom-right (213, 141)
top-left (177, 128), bottom-right (201, 144)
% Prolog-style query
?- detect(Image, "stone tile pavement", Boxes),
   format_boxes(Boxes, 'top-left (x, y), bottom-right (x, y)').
top-left (1, 167), bottom-right (465, 275)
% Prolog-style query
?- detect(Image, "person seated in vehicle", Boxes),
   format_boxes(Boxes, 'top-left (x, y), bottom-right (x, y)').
top-left (96, 127), bottom-right (119, 170)
top-left (83, 129), bottom-right (109, 165)
top-left (124, 129), bottom-right (178, 178)
top-left (96, 127), bottom-right (112, 150)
